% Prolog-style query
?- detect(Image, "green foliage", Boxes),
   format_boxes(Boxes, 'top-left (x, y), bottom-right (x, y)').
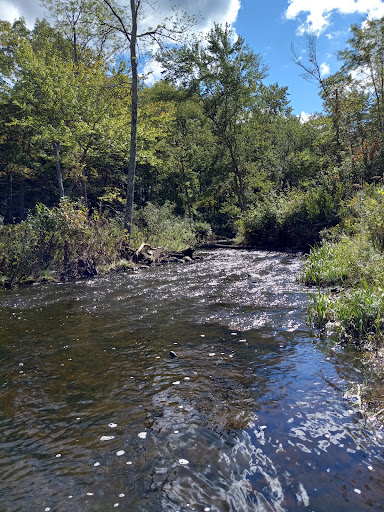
top-left (307, 284), bottom-right (384, 346)
top-left (302, 236), bottom-right (366, 287)
top-left (335, 282), bottom-right (384, 344)
top-left (308, 288), bottom-right (333, 330)
top-left (193, 221), bottom-right (213, 243)
top-left (0, 200), bottom-right (128, 287)
top-left (132, 202), bottom-right (196, 251)
top-left (354, 187), bottom-right (384, 250)
top-left (302, 184), bottom-right (384, 346)
top-left (237, 185), bottom-right (339, 249)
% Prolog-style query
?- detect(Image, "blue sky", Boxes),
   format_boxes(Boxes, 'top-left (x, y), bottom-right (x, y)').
top-left (233, 0), bottom-right (381, 117)
top-left (1, 0), bottom-right (384, 117)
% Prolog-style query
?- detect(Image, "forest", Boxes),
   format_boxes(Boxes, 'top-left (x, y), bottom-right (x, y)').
top-left (1, 0), bottom-right (384, 347)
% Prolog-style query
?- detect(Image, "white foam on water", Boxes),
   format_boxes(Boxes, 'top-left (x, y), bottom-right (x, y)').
top-left (296, 483), bottom-right (310, 507)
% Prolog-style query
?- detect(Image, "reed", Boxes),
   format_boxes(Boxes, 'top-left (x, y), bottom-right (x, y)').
top-left (307, 288), bottom-right (333, 330)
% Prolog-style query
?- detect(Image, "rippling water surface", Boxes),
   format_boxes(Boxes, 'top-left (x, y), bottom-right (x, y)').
top-left (0, 249), bottom-right (384, 512)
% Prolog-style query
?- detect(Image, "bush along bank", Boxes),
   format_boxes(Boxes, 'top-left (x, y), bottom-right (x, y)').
top-left (235, 185), bottom-right (341, 251)
top-left (302, 184), bottom-right (384, 351)
top-left (0, 200), bottom-right (204, 289)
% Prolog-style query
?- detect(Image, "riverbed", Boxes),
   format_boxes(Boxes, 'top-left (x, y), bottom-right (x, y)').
top-left (0, 249), bottom-right (383, 511)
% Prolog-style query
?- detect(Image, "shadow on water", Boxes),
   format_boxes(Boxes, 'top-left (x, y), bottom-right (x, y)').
top-left (0, 249), bottom-right (384, 511)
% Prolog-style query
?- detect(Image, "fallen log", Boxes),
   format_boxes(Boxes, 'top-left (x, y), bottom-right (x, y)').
top-left (134, 244), bottom-right (196, 266)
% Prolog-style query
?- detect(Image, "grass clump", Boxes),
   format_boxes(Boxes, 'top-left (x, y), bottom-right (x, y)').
top-left (307, 288), bottom-right (334, 330)
top-left (335, 284), bottom-right (384, 347)
top-left (303, 185), bottom-right (384, 348)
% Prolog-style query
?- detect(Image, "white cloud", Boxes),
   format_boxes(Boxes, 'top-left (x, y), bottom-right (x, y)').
top-left (0, 0), bottom-right (241, 83)
top-left (285, 0), bottom-right (384, 35)
top-left (299, 111), bottom-right (310, 123)
top-left (320, 62), bottom-right (330, 76)
top-left (139, 0), bottom-right (241, 82)
top-left (0, 0), bottom-right (44, 27)
top-left (1, 0), bottom-right (240, 31)
top-left (0, 1), bottom-right (21, 23)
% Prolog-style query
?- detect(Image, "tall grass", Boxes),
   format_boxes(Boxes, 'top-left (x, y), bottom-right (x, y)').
top-left (335, 282), bottom-right (384, 347)
top-left (307, 288), bottom-right (333, 330)
top-left (302, 185), bottom-right (384, 347)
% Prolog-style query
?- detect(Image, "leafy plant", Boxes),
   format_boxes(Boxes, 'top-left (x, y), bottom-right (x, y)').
top-left (133, 202), bottom-right (196, 251)
top-left (307, 288), bottom-right (333, 330)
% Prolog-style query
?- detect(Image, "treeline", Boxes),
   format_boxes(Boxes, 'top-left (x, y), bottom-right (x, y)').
top-left (2, 3), bottom-right (384, 302)
top-left (0, 13), bottom-right (298, 236)
top-left (1, 8), bottom-right (382, 240)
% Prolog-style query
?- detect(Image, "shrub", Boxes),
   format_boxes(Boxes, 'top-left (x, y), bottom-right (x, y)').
top-left (0, 199), bottom-right (128, 287)
top-left (236, 186), bottom-right (339, 249)
top-left (193, 221), bottom-right (213, 243)
top-left (132, 202), bottom-right (196, 251)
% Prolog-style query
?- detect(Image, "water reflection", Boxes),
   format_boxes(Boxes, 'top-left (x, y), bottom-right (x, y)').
top-left (0, 250), bottom-right (384, 511)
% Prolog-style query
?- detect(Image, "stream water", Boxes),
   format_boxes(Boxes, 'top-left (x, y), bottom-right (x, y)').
top-left (0, 249), bottom-right (384, 512)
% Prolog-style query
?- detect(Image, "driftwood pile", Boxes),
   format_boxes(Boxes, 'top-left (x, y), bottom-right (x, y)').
top-left (134, 243), bottom-right (196, 267)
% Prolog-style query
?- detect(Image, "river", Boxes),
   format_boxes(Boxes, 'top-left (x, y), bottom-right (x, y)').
top-left (0, 249), bottom-right (383, 512)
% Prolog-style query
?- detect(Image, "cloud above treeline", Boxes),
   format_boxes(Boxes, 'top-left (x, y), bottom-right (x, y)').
top-left (0, 0), bottom-right (45, 26)
top-left (0, 0), bottom-right (241, 31)
top-left (285, 0), bottom-right (384, 34)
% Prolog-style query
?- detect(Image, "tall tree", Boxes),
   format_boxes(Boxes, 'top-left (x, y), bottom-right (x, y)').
top-left (77, 0), bottom-right (195, 235)
top-left (41, 0), bottom-right (117, 63)
top-left (292, 34), bottom-right (345, 165)
top-left (339, 18), bottom-right (384, 169)
top-left (160, 24), bottom-right (269, 212)
top-left (6, 25), bottom-right (132, 201)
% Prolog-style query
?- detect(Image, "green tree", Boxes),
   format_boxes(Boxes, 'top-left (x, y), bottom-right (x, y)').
top-left (41, 0), bottom-right (117, 64)
top-left (338, 18), bottom-right (384, 172)
top-left (159, 24), bottom-right (300, 235)
top-left (73, 0), bottom-right (196, 236)
top-left (4, 22), bottom-right (132, 200)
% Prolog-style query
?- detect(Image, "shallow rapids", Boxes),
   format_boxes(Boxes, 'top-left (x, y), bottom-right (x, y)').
top-left (0, 249), bottom-right (384, 511)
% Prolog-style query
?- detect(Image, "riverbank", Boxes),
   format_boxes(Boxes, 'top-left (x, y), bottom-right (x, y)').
top-left (299, 184), bottom-right (384, 355)
top-left (0, 200), bottom-right (202, 290)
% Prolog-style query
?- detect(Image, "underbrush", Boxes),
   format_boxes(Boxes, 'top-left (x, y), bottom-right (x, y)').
top-left (0, 200), bottom-right (129, 287)
top-left (0, 200), bottom-right (208, 288)
top-left (132, 202), bottom-right (198, 251)
top-left (304, 185), bottom-right (384, 348)
top-left (236, 186), bottom-right (340, 250)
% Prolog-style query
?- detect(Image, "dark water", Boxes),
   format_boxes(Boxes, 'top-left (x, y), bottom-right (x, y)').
top-left (0, 249), bottom-right (384, 512)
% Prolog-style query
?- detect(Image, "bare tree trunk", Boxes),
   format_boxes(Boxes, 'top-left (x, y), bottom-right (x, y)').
top-left (5, 172), bottom-right (13, 224)
top-left (123, 0), bottom-right (139, 237)
top-left (53, 141), bottom-right (65, 199)
top-left (18, 174), bottom-right (25, 221)
top-left (73, 26), bottom-right (79, 64)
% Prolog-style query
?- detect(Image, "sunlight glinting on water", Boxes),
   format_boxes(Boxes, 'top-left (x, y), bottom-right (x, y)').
top-left (0, 249), bottom-right (384, 511)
